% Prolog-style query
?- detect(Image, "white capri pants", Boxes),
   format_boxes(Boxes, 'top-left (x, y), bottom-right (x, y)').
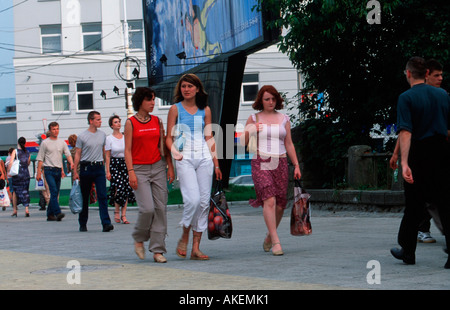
top-left (176, 157), bottom-right (214, 232)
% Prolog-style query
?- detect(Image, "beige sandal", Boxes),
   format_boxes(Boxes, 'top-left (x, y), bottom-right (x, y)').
top-left (271, 242), bottom-right (284, 256)
top-left (176, 239), bottom-right (187, 258)
top-left (134, 243), bottom-right (145, 260)
top-left (190, 251), bottom-right (209, 260)
top-left (263, 235), bottom-right (271, 252)
top-left (153, 253), bottom-right (167, 263)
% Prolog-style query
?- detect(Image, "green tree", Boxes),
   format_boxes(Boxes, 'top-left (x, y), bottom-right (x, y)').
top-left (258, 0), bottom-right (450, 188)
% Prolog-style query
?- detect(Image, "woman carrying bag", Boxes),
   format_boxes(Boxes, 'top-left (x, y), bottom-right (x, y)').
top-left (241, 85), bottom-right (301, 256)
top-left (166, 73), bottom-right (222, 260)
top-left (8, 137), bottom-right (31, 217)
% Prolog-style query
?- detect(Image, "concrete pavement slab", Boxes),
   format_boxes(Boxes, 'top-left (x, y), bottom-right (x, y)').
top-left (0, 203), bottom-right (448, 291)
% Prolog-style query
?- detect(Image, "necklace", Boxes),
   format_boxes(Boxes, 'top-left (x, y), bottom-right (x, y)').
top-left (136, 113), bottom-right (151, 122)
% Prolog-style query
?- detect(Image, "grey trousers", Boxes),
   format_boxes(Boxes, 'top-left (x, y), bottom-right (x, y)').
top-left (131, 160), bottom-right (168, 254)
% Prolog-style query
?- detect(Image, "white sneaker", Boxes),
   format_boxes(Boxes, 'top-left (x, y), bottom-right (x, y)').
top-left (417, 231), bottom-right (436, 243)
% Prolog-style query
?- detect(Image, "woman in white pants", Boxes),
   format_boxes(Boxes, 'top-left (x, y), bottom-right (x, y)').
top-left (166, 73), bottom-right (222, 260)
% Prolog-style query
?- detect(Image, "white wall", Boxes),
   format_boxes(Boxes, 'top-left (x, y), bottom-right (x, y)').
top-left (236, 44), bottom-right (299, 129)
top-left (13, 0), bottom-right (299, 143)
top-left (14, 0), bottom-right (146, 141)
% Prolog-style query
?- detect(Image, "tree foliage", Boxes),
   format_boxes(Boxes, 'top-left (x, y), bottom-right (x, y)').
top-left (258, 0), bottom-right (450, 188)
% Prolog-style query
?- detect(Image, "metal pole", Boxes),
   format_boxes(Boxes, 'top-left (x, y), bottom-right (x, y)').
top-left (123, 0), bottom-right (134, 118)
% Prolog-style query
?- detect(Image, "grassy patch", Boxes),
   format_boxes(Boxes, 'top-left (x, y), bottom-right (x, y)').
top-left (30, 185), bottom-right (256, 207)
top-left (168, 185), bottom-right (256, 205)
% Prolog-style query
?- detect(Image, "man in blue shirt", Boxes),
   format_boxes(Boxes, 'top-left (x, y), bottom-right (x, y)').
top-left (391, 57), bottom-right (450, 269)
top-left (389, 59), bottom-right (447, 243)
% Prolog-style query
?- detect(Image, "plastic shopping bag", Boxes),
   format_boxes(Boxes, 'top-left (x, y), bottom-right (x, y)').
top-left (208, 181), bottom-right (232, 240)
top-left (35, 175), bottom-right (45, 191)
top-left (69, 180), bottom-right (83, 214)
top-left (0, 188), bottom-right (10, 207)
top-left (290, 180), bottom-right (312, 236)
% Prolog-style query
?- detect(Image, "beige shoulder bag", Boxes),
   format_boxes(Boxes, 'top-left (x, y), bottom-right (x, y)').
top-left (247, 113), bottom-right (258, 154)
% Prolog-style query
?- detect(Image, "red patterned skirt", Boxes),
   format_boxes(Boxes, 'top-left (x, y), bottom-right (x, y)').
top-left (249, 155), bottom-right (289, 209)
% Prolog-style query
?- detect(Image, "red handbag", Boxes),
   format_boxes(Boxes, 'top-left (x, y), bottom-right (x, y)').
top-left (290, 180), bottom-right (312, 236)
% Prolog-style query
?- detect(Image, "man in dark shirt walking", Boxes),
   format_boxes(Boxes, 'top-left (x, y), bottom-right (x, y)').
top-left (391, 56), bottom-right (450, 269)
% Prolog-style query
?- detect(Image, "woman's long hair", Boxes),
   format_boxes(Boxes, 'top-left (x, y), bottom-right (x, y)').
top-left (173, 73), bottom-right (208, 109)
top-left (18, 137), bottom-right (28, 153)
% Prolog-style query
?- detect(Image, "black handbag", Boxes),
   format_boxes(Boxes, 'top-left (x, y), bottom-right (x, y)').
top-left (208, 181), bottom-right (233, 240)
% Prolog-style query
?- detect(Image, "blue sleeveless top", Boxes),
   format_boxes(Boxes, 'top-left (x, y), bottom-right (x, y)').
top-left (176, 102), bottom-right (211, 159)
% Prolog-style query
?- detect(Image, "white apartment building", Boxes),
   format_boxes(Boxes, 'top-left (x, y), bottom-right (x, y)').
top-left (13, 0), bottom-right (147, 143)
top-left (13, 0), bottom-right (300, 169)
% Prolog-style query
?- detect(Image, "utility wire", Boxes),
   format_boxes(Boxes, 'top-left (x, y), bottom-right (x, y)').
top-left (0, 0), bottom-right (28, 14)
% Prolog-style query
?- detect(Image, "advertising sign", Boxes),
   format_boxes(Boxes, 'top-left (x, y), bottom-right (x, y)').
top-left (144, 0), bottom-right (265, 85)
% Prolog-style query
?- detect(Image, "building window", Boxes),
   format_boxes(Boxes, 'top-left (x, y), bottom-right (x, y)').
top-left (241, 73), bottom-right (259, 104)
top-left (76, 82), bottom-right (94, 111)
top-left (82, 23), bottom-right (102, 52)
top-left (52, 84), bottom-right (70, 113)
top-left (41, 25), bottom-right (61, 54)
top-left (127, 20), bottom-right (144, 49)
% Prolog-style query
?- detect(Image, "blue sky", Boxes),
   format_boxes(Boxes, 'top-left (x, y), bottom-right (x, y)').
top-left (0, 0), bottom-right (15, 99)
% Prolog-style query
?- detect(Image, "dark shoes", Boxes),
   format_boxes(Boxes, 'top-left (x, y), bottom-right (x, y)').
top-left (390, 247), bottom-right (415, 265)
top-left (445, 248), bottom-right (450, 269)
top-left (391, 247), bottom-right (450, 268)
top-left (102, 224), bottom-right (114, 232)
top-left (47, 213), bottom-right (65, 221)
top-left (79, 224), bottom-right (114, 232)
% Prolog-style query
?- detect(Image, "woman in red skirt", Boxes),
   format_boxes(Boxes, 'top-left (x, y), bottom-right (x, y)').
top-left (242, 85), bottom-right (301, 256)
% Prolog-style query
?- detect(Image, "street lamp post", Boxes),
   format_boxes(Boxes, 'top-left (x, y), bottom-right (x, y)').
top-left (123, 0), bottom-right (134, 118)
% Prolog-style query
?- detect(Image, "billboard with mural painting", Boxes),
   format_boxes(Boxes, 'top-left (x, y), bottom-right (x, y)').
top-left (144, 0), bottom-right (268, 85)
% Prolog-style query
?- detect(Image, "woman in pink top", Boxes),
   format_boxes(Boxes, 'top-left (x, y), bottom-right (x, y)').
top-left (242, 85), bottom-right (301, 256)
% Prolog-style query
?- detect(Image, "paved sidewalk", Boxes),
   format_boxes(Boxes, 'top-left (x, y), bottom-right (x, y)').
top-left (0, 203), bottom-right (449, 291)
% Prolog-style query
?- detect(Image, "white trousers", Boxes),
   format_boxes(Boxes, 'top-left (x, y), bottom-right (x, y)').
top-left (176, 157), bottom-right (214, 232)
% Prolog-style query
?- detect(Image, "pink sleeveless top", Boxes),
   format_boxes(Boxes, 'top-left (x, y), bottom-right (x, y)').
top-left (252, 113), bottom-right (289, 156)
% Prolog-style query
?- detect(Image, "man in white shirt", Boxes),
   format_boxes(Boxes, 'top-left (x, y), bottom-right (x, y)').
top-left (36, 122), bottom-right (74, 221)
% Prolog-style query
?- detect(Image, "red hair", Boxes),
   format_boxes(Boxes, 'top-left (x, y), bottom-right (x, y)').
top-left (252, 85), bottom-right (284, 111)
